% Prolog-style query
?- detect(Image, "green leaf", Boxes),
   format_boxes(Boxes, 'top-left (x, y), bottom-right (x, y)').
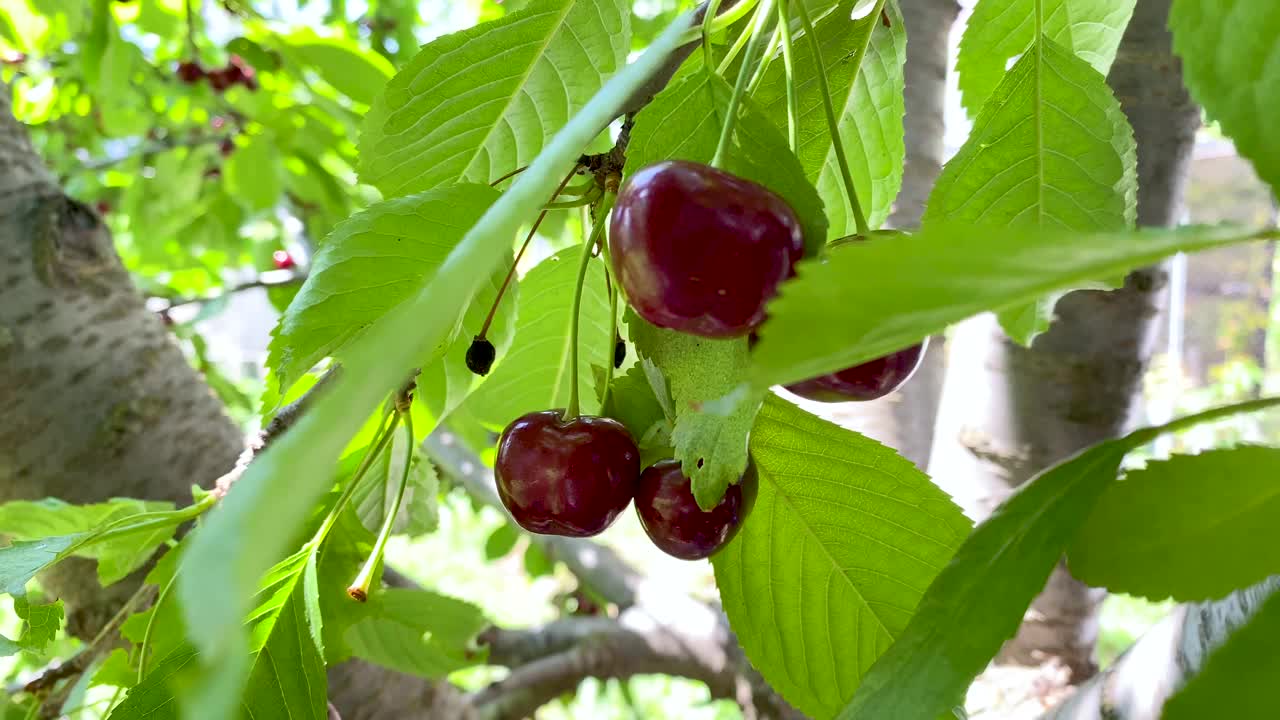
top-left (466, 248), bottom-right (613, 427)
top-left (0, 497), bottom-right (176, 586)
top-left (1068, 446), bottom-right (1280, 601)
top-left (176, 13), bottom-right (698, 719)
top-left (955, 0), bottom-right (1136, 116)
top-left (1170, 0), bottom-right (1280, 195)
top-left (523, 542), bottom-right (556, 578)
top-left (282, 32), bottom-right (394, 105)
top-left (0, 535), bottom-right (80, 595)
top-left (625, 67), bottom-right (828, 256)
top-left (484, 523), bottom-right (519, 560)
top-left (107, 646), bottom-right (199, 720)
top-left (602, 360), bottom-right (672, 457)
top-left (223, 134), bottom-right (284, 213)
top-left (748, 224), bottom-right (1274, 393)
top-left (359, 0), bottom-right (631, 196)
top-left (755, 0), bottom-right (906, 233)
top-left (267, 184), bottom-right (502, 393)
top-left (13, 596), bottom-right (62, 652)
top-left (925, 36), bottom-right (1137, 344)
top-left (712, 395), bottom-right (969, 719)
top-left (352, 426), bottom-right (441, 538)
top-left (239, 549), bottom-right (327, 719)
top-left (627, 317), bottom-right (759, 509)
top-left (836, 398), bottom-right (1280, 720)
top-left (344, 588), bottom-right (487, 679)
top-left (1161, 587), bottom-right (1280, 720)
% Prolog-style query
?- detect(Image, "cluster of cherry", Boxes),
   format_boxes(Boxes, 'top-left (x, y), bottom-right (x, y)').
top-left (494, 160), bottom-right (924, 560)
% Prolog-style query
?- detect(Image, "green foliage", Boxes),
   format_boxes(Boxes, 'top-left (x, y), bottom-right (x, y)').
top-left (0, 497), bottom-right (176, 586)
top-left (755, 0), bottom-right (906, 233)
top-left (175, 15), bottom-right (699, 719)
top-left (602, 360), bottom-right (674, 465)
top-left (713, 395), bottom-right (970, 719)
top-left (837, 399), bottom-right (1280, 720)
top-left (466, 247), bottom-right (614, 426)
top-left (352, 426), bottom-right (441, 539)
top-left (344, 588), bottom-right (488, 678)
top-left (108, 646), bottom-right (200, 720)
top-left (279, 32), bottom-right (395, 106)
top-left (1170, 0), bottom-right (1280, 194)
top-left (359, 0), bottom-right (632, 196)
top-left (927, 36), bottom-right (1137, 343)
top-left (749, 224), bottom-right (1271, 392)
top-left (625, 67), bottom-right (828, 255)
top-left (1068, 446), bottom-right (1280, 601)
top-left (1161, 587), bottom-right (1280, 720)
top-left (223, 134), bottom-right (284, 213)
top-left (956, 0), bottom-right (1136, 115)
top-left (267, 184), bottom-right (503, 394)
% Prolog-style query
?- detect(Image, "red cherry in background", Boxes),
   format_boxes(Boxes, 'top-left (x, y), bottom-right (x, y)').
top-left (634, 460), bottom-right (748, 560)
top-left (495, 410), bottom-right (640, 538)
top-left (610, 160), bottom-right (805, 338)
top-left (176, 61), bottom-right (204, 84)
top-left (785, 340), bottom-right (927, 403)
top-left (272, 250), bottom-right (296, 270)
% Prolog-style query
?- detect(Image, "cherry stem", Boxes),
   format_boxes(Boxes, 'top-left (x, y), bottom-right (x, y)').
top-left (544, 184), bottom-right (603, 209)
top-left (745, 21), bottom-right (783, 95)
top-left (489, 165), bottom-right (528, 187)
top-left (689, 0), bottom-right (759, 45)
top-left (348, 412), bottom-right (415, 602)
top-left (137, 572), bottom-right (178, 683)
top-left (184, 0), bottom-right (198, 57)
top-left (700, 0), bottom-right (726, 68)
top-left (793, 0), bottom-right (879, 236)
top-left (564, 192), bottom-right (616, 421)
top-left (477, 166), bottom-right (582, 341)
top-left (715, 1), bottom-right (765, 75)
top-left (310, 407), bottom-right (400, 547)
top-left (775, 0), bottom-right (798, 151)
top-left (711, 0), bottom-right (775, 169)
top-left (601, 271), bottom-right (620, 409)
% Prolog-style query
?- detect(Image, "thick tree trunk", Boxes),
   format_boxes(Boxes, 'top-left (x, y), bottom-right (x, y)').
top-left (809, 0), bottom-right (959, 470)
top-left (928, 0), bottom-right (1200, 681)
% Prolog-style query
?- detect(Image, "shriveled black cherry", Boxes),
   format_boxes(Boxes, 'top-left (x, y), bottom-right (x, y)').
top-left (610, 160), bottom-right (804, 338)
top-left (495, 410), bottom-right (640, 537)
top-left (785, 340), bottom-right (927, 403)
top-left (613, 334), bottom-right (625, 369)
top-left (466, 337), bottom-right (496, 376)
top-left (635, 460), bottom-right (748, 560)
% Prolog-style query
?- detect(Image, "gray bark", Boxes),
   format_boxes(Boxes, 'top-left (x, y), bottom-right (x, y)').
top-left (928, 0), bottom-right (1200, 680)
top-left (813, 0), bottom-right (959, 470)
top-left (1041, 578), bottom-right (1280, 720)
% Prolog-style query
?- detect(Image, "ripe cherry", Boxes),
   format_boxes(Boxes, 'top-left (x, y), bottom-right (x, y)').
top-left (784, 340), bottom-right (927, 403)
top-left (272, 250), bottom-right (295, 270)
top-left (218, 137), bottom-right (236, 156)
top-left (610, 160), bottom-right (804, 338)
top-left (176, 61), bottom-right (204, 84)
top-left (207, 68), bottom-right (235, 92)
top-left (495, 410), bottom-right (640, 537)
top-left (634, 460), bottom-right (747, 560)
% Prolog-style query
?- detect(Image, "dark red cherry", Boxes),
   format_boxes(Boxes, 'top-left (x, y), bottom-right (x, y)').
top-left (207, 68), bottom-right (235, 92)
top-left (495, 410), bottom-right (640, 537)
top-left (466, 337), bottom-right (496, 376)
top-left (610, 160), bottom-right (804, 338)
top-left (635, 460), bottom-right (747, 560)
top-left (785, 340), bottom-right (927, 403)
top-left (272, 250), bottom-right (295, 269)
top-left (176, 61), bottom-right (204, 84)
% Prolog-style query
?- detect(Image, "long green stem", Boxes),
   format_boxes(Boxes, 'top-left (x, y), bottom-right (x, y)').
top-left (745, 23), bottom-right (783, 95)
top-left (310, 410), bottom-right (400, 546)
top-left (775, 0), bottom-right (798, 150)
top-left (1131, 396), bottom-right (1280, 444)
top-left (712, 0), bottom-right (776, 168)
top-left (701, 0), bottom-right (726, 68)
top-left (691, 0), bottom-right (759, 43)
top-left (716, 2), bottom-right (766, 75)
top-left (564, 193), bottom-right (617, 421)
top-left (602, 274), bottom-right (620, 409)
top-left (138, 572), bottom-right (179, 683)
top-left (792, 0), bottom-right (879, 236)
top-left (348, 413), bottom-right (415, 601)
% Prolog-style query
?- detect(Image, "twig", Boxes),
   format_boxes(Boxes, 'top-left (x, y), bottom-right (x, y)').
top-left (149, 272), bottom-right (304, 313)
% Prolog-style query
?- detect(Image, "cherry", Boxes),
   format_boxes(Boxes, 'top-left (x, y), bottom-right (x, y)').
top-left (176, 61), bottom-right (204, 84)
top-left (785, 340), bottom-right (927, 403)
top-left (219, 137), bottom-right (236, 156)
top-left (613, 334), bottom-right (625, 369)
top-left (495, 410), bottom-right (640, 537)
top-left (466, 337), bottom-right (496, 376)
top-left (272, 250), bottom-right (295, 269)
top-left (207, 68), bottom-right (235, 92)
top-left (610, 160), bottom-right (804, 338)
top-left (635, 460), bottom-right (747, 560)
top-left (94, 200), bottom-right (111, 216)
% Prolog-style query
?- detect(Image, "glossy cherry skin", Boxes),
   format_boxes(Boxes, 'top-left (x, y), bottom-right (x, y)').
top-left (635, 460), bottom-right (747, 560)
top-left (495, 410), bottom-right (640, 538)
top-left (610, 160), bottom-right (805, 338)
top-left (785, 340), bottom-right (927, 403)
